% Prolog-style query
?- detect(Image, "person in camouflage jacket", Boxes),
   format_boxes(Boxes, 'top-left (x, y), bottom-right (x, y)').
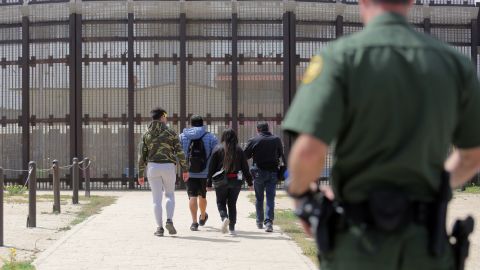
top-left (138, 122), bottom-right (188, 179)
top-left (138, 107), bottom-right (189, 237)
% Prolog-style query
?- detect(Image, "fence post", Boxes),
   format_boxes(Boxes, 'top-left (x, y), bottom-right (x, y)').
top-left (72, 158), bottom-right (79, 204)
top-left (27, 161), bottom-right (36, 228)
top-left (0, 167), bottom-right (4, 246)
top-left (84, 158), bottom-right (91, 198)
top-left (52, 160), bottom-right (61, 213)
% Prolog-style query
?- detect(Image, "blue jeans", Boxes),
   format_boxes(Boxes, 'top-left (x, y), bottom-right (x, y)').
top-left (253, 169), bottom-right (277, 224)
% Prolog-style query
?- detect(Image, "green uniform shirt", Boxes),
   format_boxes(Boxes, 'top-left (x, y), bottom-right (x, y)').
top-left (283, 12), bottom-right (480, 203)
top-left (138, 121), bottom-right (188, 178)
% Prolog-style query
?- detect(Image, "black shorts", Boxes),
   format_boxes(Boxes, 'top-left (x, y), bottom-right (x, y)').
top-left (186, 178), bottom-right (207, 198)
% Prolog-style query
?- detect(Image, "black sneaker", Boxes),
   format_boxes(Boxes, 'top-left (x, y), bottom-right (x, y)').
top-left (257, 223), bottom-right (263, 229)
top-left (265, 222), bottom-right (273, 233)
top-left (199, 213), bottom-right (209, 226)
top-left (165, 220), bottom-right (177, 235)
top-left (190, 223), bottom-right (199, 231)
top-left (154, 227), bottom-right (164, 237)
top-left (228, 224), bottom-right (236, 235)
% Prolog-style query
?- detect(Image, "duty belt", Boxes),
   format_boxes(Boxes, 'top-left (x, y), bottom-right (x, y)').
top-left (342, 200), bottom-right (432, 232)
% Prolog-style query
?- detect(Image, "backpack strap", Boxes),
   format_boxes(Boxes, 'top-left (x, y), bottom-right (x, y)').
top-left (199, 132), bottom-right (208, 140)
top-left (201, 132), bottom-right (213, 160)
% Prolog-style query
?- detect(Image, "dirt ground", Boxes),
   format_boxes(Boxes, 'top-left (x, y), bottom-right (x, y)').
top-left (0, 192), bottom-right (88, 266)
top-left (275, 191), bottom-right (480, 269)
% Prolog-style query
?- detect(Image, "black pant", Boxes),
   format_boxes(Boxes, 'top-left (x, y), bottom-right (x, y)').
top-left (215, 184), bottom-right (241, 225)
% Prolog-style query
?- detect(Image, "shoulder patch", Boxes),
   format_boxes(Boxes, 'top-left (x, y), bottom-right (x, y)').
top-left (302, 55), bottom-right (323, 85)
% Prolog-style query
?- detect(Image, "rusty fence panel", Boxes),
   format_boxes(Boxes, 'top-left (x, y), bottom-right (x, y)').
top-left (0, 18), bottom-right (23, 185)
top-left (236, 1), bottom-right (285, 149)
top-left (80, 3), bottom-right (130, 190)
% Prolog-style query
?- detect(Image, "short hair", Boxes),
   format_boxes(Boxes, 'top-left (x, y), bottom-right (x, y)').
top-left (150, 107), bottom-right (167, 120)
top-left (257, 122), bottom-right (269, 132)
top-left (191, 115), bottom-right (204, 127)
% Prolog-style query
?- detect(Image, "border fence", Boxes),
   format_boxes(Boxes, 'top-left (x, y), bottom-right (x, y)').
top-left (0, 0), bottom-right (479, 190)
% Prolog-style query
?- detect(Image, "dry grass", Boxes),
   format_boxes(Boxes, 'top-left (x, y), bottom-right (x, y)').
top-left (247, 194), bottom-right (318, 265)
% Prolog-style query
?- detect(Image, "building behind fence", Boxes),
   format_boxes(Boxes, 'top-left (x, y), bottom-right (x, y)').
top-left (0, 0), bottom-right (479, 189)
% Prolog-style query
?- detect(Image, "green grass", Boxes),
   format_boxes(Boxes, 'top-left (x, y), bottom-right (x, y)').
top-left (1, 249), bottom-right (35, 270)
top-left (52, 195), bottom-right (116, 231)
top-left (247, 193), bottom-right (318, 265)
top-left (4, 185), bottom-right (27, 196)
top-left (461, 186), bottom-right (480, 194)
top-left (1, 262), bottom-right (35, 270)
top-left (70, 196), bottom-right (117, 226)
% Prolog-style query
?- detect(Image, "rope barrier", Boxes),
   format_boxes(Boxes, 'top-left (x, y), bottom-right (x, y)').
top-left (58, 165), bottom-right (74, 170)
top-left (79, 162), bottom-right (91, 171)
top-left (22, 168), bottom-right (33, 187)
top-left (36, 168), bottom-right (52, 173)
top-left (1, 159), bottom-right (93, 174)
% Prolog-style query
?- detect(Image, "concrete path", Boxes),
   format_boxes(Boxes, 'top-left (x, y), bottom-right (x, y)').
top-left (34, 191), bottom-right (317, 270)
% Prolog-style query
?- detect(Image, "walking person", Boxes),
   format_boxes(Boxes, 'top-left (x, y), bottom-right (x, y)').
top-left (207, 129), bottom-right (253, 235)
top-left (138, 107), bottom-right (189, 237)
top-left (283, 0), bottom-right (480, 268)
top-left (180, 115), bottom-right (218, 231)
top-left (244, 122), bottom-right (285, 232)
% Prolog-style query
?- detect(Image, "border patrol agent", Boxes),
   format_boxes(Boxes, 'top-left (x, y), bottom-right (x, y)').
top-left (283, 0), bottom-right (480, 268)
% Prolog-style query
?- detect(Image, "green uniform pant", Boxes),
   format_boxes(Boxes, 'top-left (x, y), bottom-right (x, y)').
top-left (320, 224), bottom-right (455, 270)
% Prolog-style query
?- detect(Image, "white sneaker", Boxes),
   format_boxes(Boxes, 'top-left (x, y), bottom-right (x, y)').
top-left (221, 218), bottom-right (230, 234)
top-left (229, 229), bottom-right (236, 236)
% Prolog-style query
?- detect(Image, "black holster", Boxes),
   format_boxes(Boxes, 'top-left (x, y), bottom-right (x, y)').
top-left (428, 171), bottom-right (452, 257)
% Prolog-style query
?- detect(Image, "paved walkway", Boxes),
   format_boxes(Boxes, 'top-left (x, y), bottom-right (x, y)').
top-left (34, 191), bottom-right (317, 270)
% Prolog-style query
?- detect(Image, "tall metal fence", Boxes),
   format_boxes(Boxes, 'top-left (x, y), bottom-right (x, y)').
top-left (0, 0), bottom-right (478, 189)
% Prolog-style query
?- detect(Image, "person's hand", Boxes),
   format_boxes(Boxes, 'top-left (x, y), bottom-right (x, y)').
top-left (319, 185), bottom-right (335, 200)
top-left (248, 185), bottom-right (254, 191)
top-left (138, 177), bottom-right (145, 186)
top-left (182, 172), bottom-right (189, 182)
top-left (207, 187), bottom-right (214, 192)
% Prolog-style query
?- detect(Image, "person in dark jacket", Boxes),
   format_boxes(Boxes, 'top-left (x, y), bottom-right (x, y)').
top-left (180, 115), bottom-right (218, 231)
top-left (244, 122), bottom-right (285, 232)
top-left (207, 128), bottom-right (253, 235)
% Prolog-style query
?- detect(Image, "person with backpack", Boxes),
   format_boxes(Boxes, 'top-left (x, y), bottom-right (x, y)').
top-left (180, 115), bottom-right (218, 231)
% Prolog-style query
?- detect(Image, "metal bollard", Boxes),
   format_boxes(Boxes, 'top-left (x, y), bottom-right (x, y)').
top-left (52, 160), bottom-right (61, 213)
top-left (84, 158), bottom-right (91, 198)
top-left (27, 161), bottom-right (36, 228)
top-left (0, 167), bottom-right (4, 246)
top-left (72, 158), bottom-right (79, 204)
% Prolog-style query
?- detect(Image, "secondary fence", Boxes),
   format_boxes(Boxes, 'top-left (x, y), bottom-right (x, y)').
top-left (0, 1), bottom-right (479, 188)
top-left (0, 157), bottom-right (92, 246)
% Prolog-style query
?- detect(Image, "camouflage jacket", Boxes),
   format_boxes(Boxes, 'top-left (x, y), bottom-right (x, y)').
top-left (138, 121), bottom-right (188, 178)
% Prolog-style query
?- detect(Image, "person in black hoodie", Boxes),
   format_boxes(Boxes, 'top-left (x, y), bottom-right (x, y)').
top-left (244, 122), bottom-right (285, 232)
top-left (207, 128), bottom-right (253, 235)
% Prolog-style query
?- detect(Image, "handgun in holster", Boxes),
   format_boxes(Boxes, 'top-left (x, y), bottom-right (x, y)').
top-left (294, 192), bottom-right (338, 255)
top-left (429, 171), bottom-right (475, 270)
top-left (451, 216), bottom-right (474, 270)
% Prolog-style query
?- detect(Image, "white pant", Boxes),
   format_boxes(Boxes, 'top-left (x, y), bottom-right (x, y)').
top-left (147, 163), bottom-right (176, 227)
